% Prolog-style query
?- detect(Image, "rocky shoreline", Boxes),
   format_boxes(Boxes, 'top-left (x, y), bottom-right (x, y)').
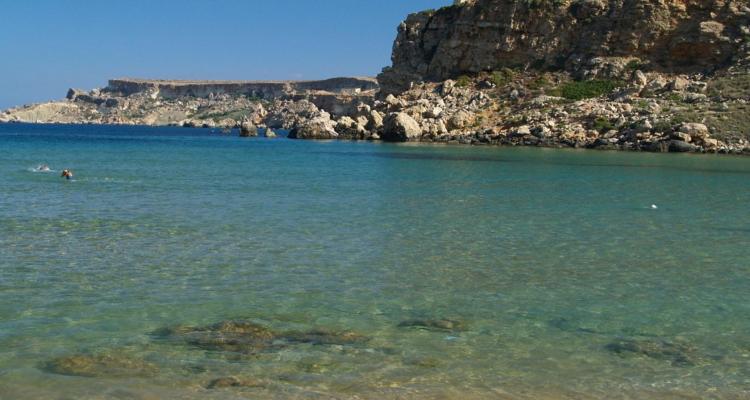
top-left (2, 0), bottom-right (749, 155)
top-left (42, 316), bottom-right (708, 390)
top-left (3, 68), bottom-right (749, 155)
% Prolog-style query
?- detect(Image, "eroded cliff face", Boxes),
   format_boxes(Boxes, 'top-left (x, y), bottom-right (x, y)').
top-left (379, 0), bottom-right (750, 93)
top-left (105, 78), bottom-right (379, 99)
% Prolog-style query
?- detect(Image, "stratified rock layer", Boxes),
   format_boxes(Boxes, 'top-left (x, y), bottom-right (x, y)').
top-left (106, 77), bottom-right (378, 99)
top-left (379, 0), bottom-right (750, 93)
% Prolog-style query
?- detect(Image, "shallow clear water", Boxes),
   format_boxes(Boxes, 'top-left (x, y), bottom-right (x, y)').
top-left (1, 123), bottom-right (749, 399)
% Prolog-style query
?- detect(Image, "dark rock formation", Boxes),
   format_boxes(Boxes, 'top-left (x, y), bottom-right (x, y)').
top-left (397, 318), bottom-right (467, 332)
top-left (66, 88), bottom-right (86, 101)
top-left (153, 319), bottom-right (369, 354)
top-left (605, 338), bottom-right (702, 366)
top-left (206, 376), bottom-right (266, 389)
top-left (44, 353), bottom-right (158, 378)
top-left (153, 320), bottom-right (277, 353)
top-left (282, 328), bottom-right (369, 345)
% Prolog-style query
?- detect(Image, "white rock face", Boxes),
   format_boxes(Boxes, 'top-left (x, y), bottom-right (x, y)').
top-left (288, 111), bottom-right (338, 139)
top-left (679, 123), bottom-right (709, 139)
top-left (447, 110), bottom-right (475, 130)
top-left (382, 112), bottom-right (422, 142)
top-left (367, 110), bottom-right (384, 130)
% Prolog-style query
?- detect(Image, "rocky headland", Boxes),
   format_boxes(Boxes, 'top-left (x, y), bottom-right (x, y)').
top-left (2, 0), bottom-right (749, 154)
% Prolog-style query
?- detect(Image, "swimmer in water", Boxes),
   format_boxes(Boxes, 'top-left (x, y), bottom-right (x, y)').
top-left (38, 164), bottom-right (50, 172)
top-left (61, 169), bottom-right (73, 180)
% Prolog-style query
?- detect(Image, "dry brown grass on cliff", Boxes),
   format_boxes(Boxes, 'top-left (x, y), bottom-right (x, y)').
top-left (669, 102), bottom-right (750, 140)
top-left (707, 72), bottom-right (750, 100)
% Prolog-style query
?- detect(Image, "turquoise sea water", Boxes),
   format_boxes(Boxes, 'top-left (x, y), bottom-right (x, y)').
top-left (0, 123), bottom-right (749, 399)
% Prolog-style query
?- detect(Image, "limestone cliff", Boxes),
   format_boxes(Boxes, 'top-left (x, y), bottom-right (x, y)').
top-left (104, 77), bottom-right (379, 99)
top-left (379, 0), bottom-right (750, 93)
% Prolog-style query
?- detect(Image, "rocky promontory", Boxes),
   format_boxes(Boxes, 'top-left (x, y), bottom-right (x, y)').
top-left (2, 0), bottom-right (749, 154)
top-left (378, 0), bottom-right (749, 93)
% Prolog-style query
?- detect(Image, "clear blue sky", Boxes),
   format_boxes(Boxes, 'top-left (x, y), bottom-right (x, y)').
top-left (0, 0), bottom-right (448, 109)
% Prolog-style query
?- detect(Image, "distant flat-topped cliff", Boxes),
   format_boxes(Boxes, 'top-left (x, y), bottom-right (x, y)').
top-left (105, 77), bottom-right (379, 99)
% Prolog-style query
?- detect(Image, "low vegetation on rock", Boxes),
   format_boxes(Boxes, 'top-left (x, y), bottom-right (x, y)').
top-left (559, 80), bottom-right (623, 100)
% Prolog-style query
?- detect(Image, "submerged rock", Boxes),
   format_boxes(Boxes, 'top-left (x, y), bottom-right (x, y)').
top-left (397, 319), bottom-right (467, 332)
top-left (206, 376), bottom-right (266, 389)
top-left (548, 317), bottom-right (598, 334)
top-left (154, 320), bottom-right (277, 353)
top-left (605, 338), bottom-right (701, 367)
top-left (154, 320), bottom-right (368, 353)
top-left (404, 356), bottom-right (441, 368)
top-left (282, 328), bottom-right (369, 345)
top-left (44, 353), bottom-right (158, 378)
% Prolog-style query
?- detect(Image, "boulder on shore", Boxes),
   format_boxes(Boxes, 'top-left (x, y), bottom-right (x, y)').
top-left (382, 112), bottom-right (421, 142)
top-left (679, 123), bottom-right (709, 139)
top-left (288, 112), bottom-right (338, 139)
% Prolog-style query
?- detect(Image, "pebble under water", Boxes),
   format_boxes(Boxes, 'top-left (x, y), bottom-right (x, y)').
top-left (1, 123), bottom-right (749, 399)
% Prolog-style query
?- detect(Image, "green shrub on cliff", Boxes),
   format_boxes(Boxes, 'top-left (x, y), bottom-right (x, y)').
top-left (560, 80), bottom-right (622, 100)
top-left (651, 120), bottom-right (675, 134)
top-left (456, 75), bottom-right (473, 87)
top-left (423, 4), bottom-right (458, 15)
top-left (707, 72), bottom-right (750, 100)
top-left (625, 59), bottom-right (643, 71)
top-left (491, 68), bottom-right (517, 87)
top-left (592, 117), bottom-right (615, 133)
top-left (524, 0), bottom-right (567, 9)
top-left (527, 75), bottom-right (551, 91)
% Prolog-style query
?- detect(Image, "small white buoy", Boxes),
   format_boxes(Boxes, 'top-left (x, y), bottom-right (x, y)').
top-left (651, 204), bottom-right (658, 209)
